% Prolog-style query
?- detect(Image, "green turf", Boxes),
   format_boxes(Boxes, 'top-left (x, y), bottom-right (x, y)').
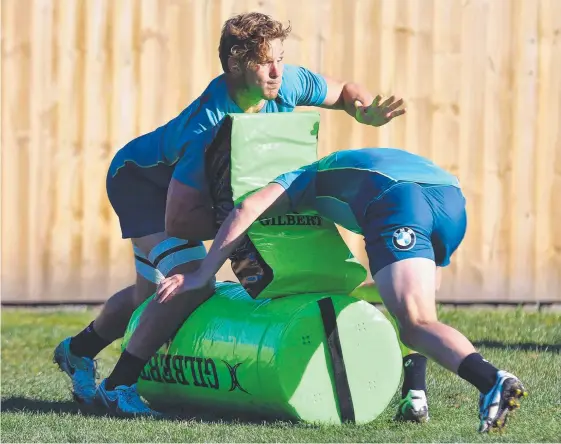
top-left (1, 306), bottom-right (560, 442)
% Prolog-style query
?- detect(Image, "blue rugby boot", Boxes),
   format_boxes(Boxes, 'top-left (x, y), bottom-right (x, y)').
top-left (94, 378), bottom-right (162, 418)
top-left (479, 370), bottom-right (528, 433)
top-left (53, 337), bottom-right (97, 406)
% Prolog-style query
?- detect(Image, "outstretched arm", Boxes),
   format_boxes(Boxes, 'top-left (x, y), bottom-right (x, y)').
top-left (321, 75), bottom-right (406, 127)
top-left (288, 66), bottom-right (405, 126)
top-left (156, 183), bottom-right (289, 302)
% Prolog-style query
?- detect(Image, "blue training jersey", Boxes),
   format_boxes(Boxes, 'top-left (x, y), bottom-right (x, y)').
top-left (272, 148), bottom-right (461, 234)
top-left (108, 64), bottom-right (328, 191)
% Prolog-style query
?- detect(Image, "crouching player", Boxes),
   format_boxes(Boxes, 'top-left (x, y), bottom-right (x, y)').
top-left (156, 147), bottom-right (528, 433)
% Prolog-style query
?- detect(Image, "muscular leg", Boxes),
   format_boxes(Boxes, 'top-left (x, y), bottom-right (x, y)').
top-left (53, 232), bottom-right (165, 407)
top-left (67, 285), bottom-right (134, 360)
top-left (394, 265), bottom-right (441, 407)
top-left (124, 235), bottom-right (214, 360)
top-left (371, 285), bottom-right (428, 423)
top-left (96, 235), bottom-right (215, 417)
top-left (91, 275), bottom-right (156, 344)
top-left (69, 239), bottom-right (160, 359)
top-left (373, 257), bottom-right (528, 432)
top-left (115, 180), bottom-right (216, 362)
top-left (374, 258), bottom-right (476, 373)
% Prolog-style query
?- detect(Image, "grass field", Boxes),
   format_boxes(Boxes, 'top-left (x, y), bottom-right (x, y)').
top-left (1, 306), bottom-right (560, 443)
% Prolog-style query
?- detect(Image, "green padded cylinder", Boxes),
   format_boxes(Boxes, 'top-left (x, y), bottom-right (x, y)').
top-left (122, 282), bottom-right (402, 425)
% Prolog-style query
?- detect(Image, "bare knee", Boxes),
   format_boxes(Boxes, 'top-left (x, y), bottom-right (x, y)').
top-left (133, 233), bottom-right (214, 303)
top-left (397, 310), bottom-right (439, 349)
top-left (373, 258), bottom-right (439, 348)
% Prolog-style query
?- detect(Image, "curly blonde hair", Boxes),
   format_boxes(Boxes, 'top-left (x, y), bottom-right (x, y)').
top-left (219, 12), bottom-right (291, 73)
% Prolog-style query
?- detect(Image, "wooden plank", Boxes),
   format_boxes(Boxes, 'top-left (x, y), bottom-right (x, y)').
top-left (431, 0), bottom-right (461, 176)
top-left (389, 0), bottom-right (411, 152)
top-left (137, 0), bottom-right (162, 133)
top-left (406, 0), bottom-right (433, 159)
top-left (80, 0), bottom-right (111, 300)
top-left (208, 0), bottom-right (231, 78)
top-left (107, 0), bottom-right (137, 294)
top-left (49, 0), bottom-right (84, 300)
top-left (480, 0), bottom-right (512, 301)
top-left (187, 0), bottom-right (211, 95)
top-left (508, 0), bottom-right (539, 301)
top-left (1, 0), bottom-right (32, 301)
top-left (457, 0), bottom-right (488, 301)
top-left (160, 0), bottom-right (184, 119)
top-left (533, 0), bottom-right (561, 301)
top-left (28, 0), bottom-right (55, 299)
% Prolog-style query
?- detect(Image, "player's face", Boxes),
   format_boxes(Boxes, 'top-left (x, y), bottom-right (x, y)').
top-left (244, 39), bottom-right (285, 100)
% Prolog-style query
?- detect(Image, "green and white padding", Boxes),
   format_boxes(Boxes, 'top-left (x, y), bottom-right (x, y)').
top-left (122, 282), bottom-right (402, 424)
top-left (123, 112), bottom-right (402, 424)
top-left (205, 112), bottom-right (367, 299)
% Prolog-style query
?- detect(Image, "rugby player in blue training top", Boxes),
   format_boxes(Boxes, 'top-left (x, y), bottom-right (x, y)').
top-left (53, 13), bottom-right (411, 418)
top-left (157, 147), bottom-right (528, 433)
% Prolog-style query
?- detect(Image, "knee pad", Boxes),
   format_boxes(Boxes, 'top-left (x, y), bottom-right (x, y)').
top-left (133, 245), bottom-right (164, 284)
top-left (148, 238), bottom-right (207, 277)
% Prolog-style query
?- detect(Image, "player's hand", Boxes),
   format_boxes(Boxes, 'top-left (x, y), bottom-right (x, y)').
top-left (156, 272), bottom-right (208, 303)
top-left (354, 95), bottom-right (406, 127)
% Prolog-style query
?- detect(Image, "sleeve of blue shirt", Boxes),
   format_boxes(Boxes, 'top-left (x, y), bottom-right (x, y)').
top-left (171, 124), bottom-right (222, 191)
top-left (280, 65), bottom-right (328, 107)
top-left (169, 95), bottom-right (225, 190)
top-left (271, 165), bottom-right (316, 212)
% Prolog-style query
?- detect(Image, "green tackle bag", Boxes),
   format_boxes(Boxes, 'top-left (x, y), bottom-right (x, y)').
top-left (205, 112), bottom-right (367, 299)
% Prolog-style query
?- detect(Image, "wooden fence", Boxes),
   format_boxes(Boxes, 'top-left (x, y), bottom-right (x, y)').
top-left (2, 0), bottom-right (560, 303)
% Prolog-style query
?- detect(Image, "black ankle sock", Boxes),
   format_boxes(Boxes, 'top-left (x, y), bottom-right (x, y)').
top-left (401, 353), bottom-right (428, 398)
top-left (69, 321), bottom-right (111, 359)
top-left (105, 350), bottom-right (148, 390)
top-left (457, 352), bottom-right (499, 394)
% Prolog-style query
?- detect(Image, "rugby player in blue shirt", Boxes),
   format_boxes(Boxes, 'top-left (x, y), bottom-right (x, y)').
top-left (54, 12), bottom-right (411, 418)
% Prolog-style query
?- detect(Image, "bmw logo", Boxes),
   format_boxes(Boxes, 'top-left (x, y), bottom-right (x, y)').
top-left (392, 227), bottom-right (416, 250)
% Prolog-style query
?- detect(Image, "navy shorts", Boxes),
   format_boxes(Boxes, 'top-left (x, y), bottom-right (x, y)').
top-left (362, 183), bottom-right (467, 275)
top-left (106, 162), bottom-right (174, 239)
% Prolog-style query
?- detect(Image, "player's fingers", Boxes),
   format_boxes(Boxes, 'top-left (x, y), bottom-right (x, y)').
top-left (386, 98), bottom-right (404, 112)
top-left (387, 109), bottom-right (406, 120)
top-left (380, 96), bottom-right (395, 108)
top-left (158, 286), bottom-right (177, 304)
top-left (156, 280), bottom-right (174, 301)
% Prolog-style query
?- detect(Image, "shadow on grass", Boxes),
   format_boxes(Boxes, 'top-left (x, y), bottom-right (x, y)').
top-left (473, 341), bottom-right (560, 353)
top-left (0, 396), bottom-right (295, 425)
top-left (0, 397), bottom-right (99, 416)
